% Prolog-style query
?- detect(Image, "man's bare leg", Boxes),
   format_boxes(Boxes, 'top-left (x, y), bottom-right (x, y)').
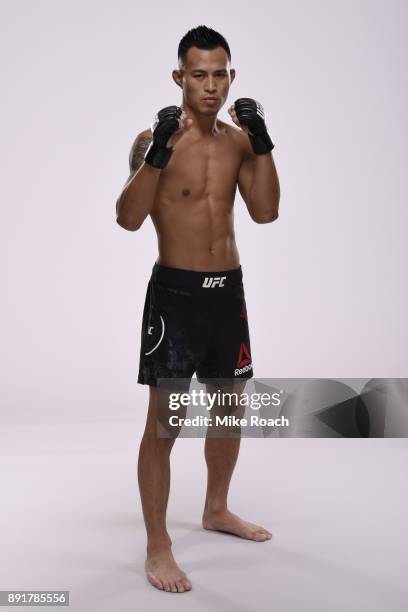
top-left (138, 386), bottom-right (192, 593)
top-left (202, 384), bottom-right (272, 542)
top-left (202, 436), bottom-right (272, 541)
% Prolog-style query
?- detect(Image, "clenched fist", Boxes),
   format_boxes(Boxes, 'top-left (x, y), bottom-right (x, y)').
top-left (228, 98), bottom-right (274, 155)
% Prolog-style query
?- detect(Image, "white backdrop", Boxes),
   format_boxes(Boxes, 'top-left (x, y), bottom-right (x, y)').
top-left (1, 0), bottom-right (407, 424)
top-left (1, 4), bottom-right (408, 612)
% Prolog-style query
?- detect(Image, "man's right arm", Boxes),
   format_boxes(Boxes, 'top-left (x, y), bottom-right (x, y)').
top-left (116, 128), bottom-right (161, 231)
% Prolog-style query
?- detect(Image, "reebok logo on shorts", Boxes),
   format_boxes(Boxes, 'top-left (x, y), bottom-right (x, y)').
top-left (235, 343), bottom-right (252, 376)
top-left (202, 276), bottom-right (226, 288)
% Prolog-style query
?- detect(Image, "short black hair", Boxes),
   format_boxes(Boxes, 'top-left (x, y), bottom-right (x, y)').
top-left (178, 25), bottom-right (231, 67)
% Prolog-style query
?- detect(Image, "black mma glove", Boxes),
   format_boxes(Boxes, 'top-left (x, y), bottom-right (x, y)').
top-left (144, 105), bottom-right (182, 169)
top-left (234, 98), bottom-right (274, 155)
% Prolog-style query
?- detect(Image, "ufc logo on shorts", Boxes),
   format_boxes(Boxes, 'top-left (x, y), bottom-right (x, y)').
top-left (202, 276), bottom-right (226, 288)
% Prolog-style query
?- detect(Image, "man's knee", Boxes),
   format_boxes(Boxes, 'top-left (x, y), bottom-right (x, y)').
top-left (141, 428), bottom-right (176, 453)
top-left (144, 385), bottom-right (187, 442)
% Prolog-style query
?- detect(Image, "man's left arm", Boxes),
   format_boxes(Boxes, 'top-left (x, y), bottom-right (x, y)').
top-left (231, 98), bottom-right (280, 223)
top-left (238, 144), bottom-right (280, 223)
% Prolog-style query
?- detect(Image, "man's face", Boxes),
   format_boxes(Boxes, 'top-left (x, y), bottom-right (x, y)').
top-left (174, 46), bottom-right (235, 115)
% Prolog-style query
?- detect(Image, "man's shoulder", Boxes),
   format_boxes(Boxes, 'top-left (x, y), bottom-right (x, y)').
top-left (218, 120), bottom-right (239, 136)
top-left (219, 121), bottom-right (253, 159)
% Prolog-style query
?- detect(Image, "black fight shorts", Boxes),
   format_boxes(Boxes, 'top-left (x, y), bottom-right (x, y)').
top-left (137, 263), bottom-right (254, 387)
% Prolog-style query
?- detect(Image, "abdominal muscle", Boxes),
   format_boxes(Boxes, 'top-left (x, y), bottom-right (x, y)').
top-left (151, 196), bottom-right (240, 272)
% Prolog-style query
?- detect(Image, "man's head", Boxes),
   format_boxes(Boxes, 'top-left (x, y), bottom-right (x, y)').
top-left (173, 25), bottom-right (235, 116)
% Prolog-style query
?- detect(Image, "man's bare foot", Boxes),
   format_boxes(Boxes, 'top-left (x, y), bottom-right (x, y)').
top-left (202, 509), bottom-right (272, 542)
top-left (145, 546), bottom-right (192, 593)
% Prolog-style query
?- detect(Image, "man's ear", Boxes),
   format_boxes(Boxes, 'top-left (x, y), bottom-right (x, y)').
top-left (230, 68), bottom-right (236, 84)
top-left (172, 69), bottom-right (183, 88)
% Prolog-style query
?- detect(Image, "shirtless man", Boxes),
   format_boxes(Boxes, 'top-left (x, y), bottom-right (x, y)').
top-left (116, 25), bottom-right (280, 593)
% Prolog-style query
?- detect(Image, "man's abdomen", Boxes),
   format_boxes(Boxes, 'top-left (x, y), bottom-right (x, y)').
top-left (152, 202), bottom-right (240, 272)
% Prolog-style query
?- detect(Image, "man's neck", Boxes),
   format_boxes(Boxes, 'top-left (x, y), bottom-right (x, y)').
top-left (181, 102), bottom-right (220, 136)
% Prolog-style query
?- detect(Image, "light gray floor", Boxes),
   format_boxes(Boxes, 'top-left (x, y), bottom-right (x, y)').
top-left (1, 421), bottom-right (407, 612)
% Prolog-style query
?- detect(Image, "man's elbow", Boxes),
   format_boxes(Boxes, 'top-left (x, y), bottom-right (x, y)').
top-left (116, 210), bottom-right (142, 231)
top-left (252, 209), bottom-right (279, 224)
top-left (115, 199), bottom-right (142, 231)
top-left (116, 218), bottom-right (141, 231)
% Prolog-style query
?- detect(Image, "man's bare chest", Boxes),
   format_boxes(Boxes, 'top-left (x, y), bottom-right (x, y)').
top-left (155, 133), bottom-right (244, 202)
